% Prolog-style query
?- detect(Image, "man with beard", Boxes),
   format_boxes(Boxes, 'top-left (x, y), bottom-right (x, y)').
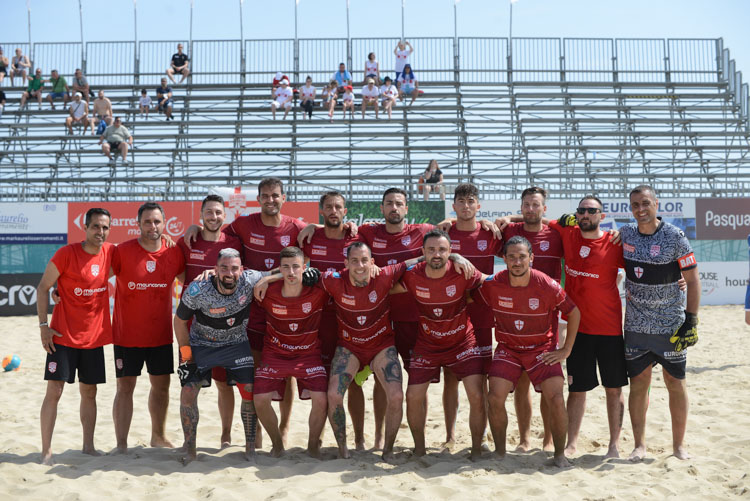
top-left (175, 248), bottom-right (273, 463)
top-left (177, 195), bottom-right (243, 449)
top-left (112, 202), bottom-right (186, 453)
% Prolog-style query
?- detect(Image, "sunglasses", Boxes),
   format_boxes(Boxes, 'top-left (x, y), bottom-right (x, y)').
top-left (576, 208), bottom-right (601, 215)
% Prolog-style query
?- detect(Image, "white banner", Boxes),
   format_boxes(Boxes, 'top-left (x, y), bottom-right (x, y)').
top-left (0, 203), bottom-right (68, 244)
top-left (697, 261), bottom-right (748, 305)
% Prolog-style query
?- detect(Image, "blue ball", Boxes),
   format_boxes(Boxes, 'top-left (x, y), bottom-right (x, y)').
top-left (2, 355), bottom-right (21, 371)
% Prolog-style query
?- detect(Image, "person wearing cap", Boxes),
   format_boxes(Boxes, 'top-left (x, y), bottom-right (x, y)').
top-left (333, 63), bottom-right (352, 94)
top-left (380, 76), bottom-right (399, 120)
top-left (272, 71), bottom-right (290, 100)
top-left (361, 78), bottom-right (380, 119)
top-left (65, 92), bottom-right (93, 135)
top-left (341, 85), bottom-right (355, 120)
top-left (271, 79), bottom-right (293, 120)
top-left (397, 64), bottom-right (420, 106)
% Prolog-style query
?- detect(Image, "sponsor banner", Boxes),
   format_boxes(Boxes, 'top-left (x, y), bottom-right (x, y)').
top-left (444, 200), bottom-right (575, 221)
top-left (67, 202), bottom-right (197, 245)
top-left (208, 186), bottom-right (318, 225)
top-left (695, 198), bottom-right (750, 240)
top-left (697, 261), bottom-right (748, 305)
top-left (0, 203), bottom-right (67, 244)
top-left (346, 201), bottom-right (445, 226)
top-left (0, 273), bottom-right (55, 316)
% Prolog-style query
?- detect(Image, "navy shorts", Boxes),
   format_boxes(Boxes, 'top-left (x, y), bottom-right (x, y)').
top-left (182, 342), bottom-right (255, 388)
top-left (624, 331), bottom-right (686, 380)
top-left (44, 344), bottom-right (105, 385)
top-left (114, 344), bottom-right (174, 378)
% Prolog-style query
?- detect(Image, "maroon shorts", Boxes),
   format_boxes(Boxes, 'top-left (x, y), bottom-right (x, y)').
top-left (474, 327), bottom-right (493, 374)
top-left (319, 310), bottom-right (338, 371)
top-left (253, 352), bottom-right (328, 400)
top-left (340, 335), bottom-right (395, 368)
top-left (488, 344), bottom-right (563, 392)
top-left (393, 320), bottom-right (418, 369)
top-left (407, 342), bottom-right (484, 386)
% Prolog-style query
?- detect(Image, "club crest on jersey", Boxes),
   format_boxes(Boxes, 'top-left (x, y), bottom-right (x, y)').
top-left (264, 258), bottom-right (274, 269)
top-left (91, 264), bottom-right (100, 277)
top-left (433, 308), bottom-right (443, 317)
top-left (227, 318), bottom-right (235, 327)
top-left (514, 320), bottom-right (524, 330)
top-left (188, 282), bottom-right (201, 296)
top-left (289, 323), bottom-right (298, 332)
top-left (369, 291), bottom-right (377, 303)
top-left (579, 246), bottom-right (591, 258)
top-left (634, 266), bottom-right (644, 279)
top-left (529, 298), bottom-right (539, 310)
top-left (357, 316), bottom-right (367, 325)
top-left (650, 245), bottom-right (660, 257)
top-left (477, 240), bottom-right (487, 251)
top-left (238, 295), bottom-right (247, 305)
top-left (48, 361), bottom-right (57, 373)
top-left (540, 240), bottom-right (550, 252)
top-left (146, 260), bottom-right (156, 273)
top-left (401, 236), bottom-right (411, 247)
top-left (302, 302), bottom-right (312, 313)
top-left (446, 285), bottom-right (456, 297)
top-left (387, 259), bottom-right (397, 265)
top-left (280, 236), bottom-right (291, 247)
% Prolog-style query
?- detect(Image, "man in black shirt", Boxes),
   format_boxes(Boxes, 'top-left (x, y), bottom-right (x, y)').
top-left (0, 89), bottom-right (5, 119)
top-left (156, 78), bottom-right (174, 121)
top-left (167, 44), bottom-right (190, 84)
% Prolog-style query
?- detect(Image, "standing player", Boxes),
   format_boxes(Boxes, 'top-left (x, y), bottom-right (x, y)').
top-left (177, 194), bottom-right (243, 449)
top-left (253, 247), bottom-right (330, 458)
top-left (548, 196), bottom-right (627, 458)
top-left (112, 202), bottom-right (186, 453)
top-left (474, 236), bottom-right (581, 467)
top-left (621, 185), bottom-right (700, 461)
top-left (36, 208), bottom-right (113, 465)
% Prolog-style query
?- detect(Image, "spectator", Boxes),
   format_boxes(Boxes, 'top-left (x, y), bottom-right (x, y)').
top-left (92, 90), bottom-right (113, 134)
top-left (272, 71), bottom-right (290, 92)
top-left (397, 64), bottom-right (420, 106)
top-left (138, 89), bottom-right (152, 119)
top-left (166, 43), bottom-right (190, 84)
top-left (0, 89), bottom-right (5, 119)
top-left (65, 92), bottom-right (93, 135)
top-left (341, 85), bottom-right (355, 120)
top-left (10, 48), bottom-right (31, 85)
top-left (156, 78), bottom-right (174, 121)
top-left (99, 116), bottom-right (133, 163)
top-left (419, 159), bottom-right (445, 201)
top-left (380, 76), bottom-right (398, 120)
top-left (361, 78), bottom-right (379, 119)
top-left (46, 69), bottom-right (70, 110)
top-left (364, 52), bottom-right (380, 85)
top-left (271, 79), bottom-right (293, 120)
top-left (300, 75), bottom-right (316, 120)
top-left (333, 63), bottom-right (352, 94)
top-left (0, 48), bottom-right (9, 86)
top-left (20, 68), bottom-right (45, 109)
top-left (322, 79), bottom-right (338, 123)
top-left (71, 69), bottom-right (90, 103)
top-left (394, 40), bottom-right (414, 81)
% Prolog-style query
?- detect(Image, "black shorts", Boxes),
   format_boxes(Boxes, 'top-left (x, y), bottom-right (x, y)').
top-left (108, 141), bottom-right (121, 150)
top-left (44, 344), bottom-right (106, 385)
top-left (566, 332), bottom-right (628, 392)
top-left (114, 344), bottom-right (174, 378)
top-left (624, 331), bottom-right (687, 380)
top-left (181, 342), bottom-right (255, 388)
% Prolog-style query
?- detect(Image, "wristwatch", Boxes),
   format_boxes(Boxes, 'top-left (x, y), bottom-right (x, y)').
top-left (39, 322), bottom-right (48, 327)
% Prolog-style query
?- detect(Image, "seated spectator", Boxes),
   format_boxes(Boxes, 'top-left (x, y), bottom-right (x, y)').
top-left (380, 76), bottom-right (398, 120)
top-left (419, 159), bottom-right (445, 201)
top-left (99, 116), bottom-right (133, 164)
top-left (156, 78), bottom-right (174, 121)
top-left (397, 64), bottom-right (420, 106)
top-left (271, 79), bottom-right (293, 120)
top-left (300, 75), bottom-right (316, 120)
top-left (46, 70), bottom-right (70, 110)
top-left (0, 48), bottom-right (9, 86)
top-left (92, 89), bottom-right (113, 134)
top-left (333, 63), bottom-right (352, 94)
top-left (272, 71), bottom-right (290, 92)
top-left (321, 79), bottom-right (338, 123)
top-left (138, 89), bottom-right (152, 119)
top-left (167, 43), bottom-right (190, 84)
top-left (20, 68), bottom-right (45, 109)
top-left (71, 69), bottom-right (90, 103)
top-left (394, 40), bottom-right (414, 81)
top-left (364, 52), bottom-right (380, 85)
top-left (361, 78), bottom-right (379, 119)
top-left (340, 85), bottom-right (354, 121)
top-left (10, 48), bottom-right (31, 86)
top-left (0, 89), bottom-right (5, 119)
top-left (65, 92), bottom-right (93, 135)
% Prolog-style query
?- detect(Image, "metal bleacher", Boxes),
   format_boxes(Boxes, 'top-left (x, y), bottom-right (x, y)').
top-left (0, 37), bottom-right (748, 202)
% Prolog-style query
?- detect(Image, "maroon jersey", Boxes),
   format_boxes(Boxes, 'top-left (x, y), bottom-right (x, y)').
top-left (400, 261), bottom-right (484, 353)
top-left (448, 222), bottom-right (503, 329)
top-left (177, 232), bottom-right (243, 289)
top-left (474, 268), bottom-right (576, 350)
top-left (300, 227), bottom-right (363, 273)
top-left (224, 213), bottom-right (307, 333)
top-left (502, 222), bottom-right (563, 281)
top-left (358, 223), bottom-right (432, 322)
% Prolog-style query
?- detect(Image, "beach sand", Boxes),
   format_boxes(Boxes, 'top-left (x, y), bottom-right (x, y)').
top-left (1, 305), bottom-right (748, 500)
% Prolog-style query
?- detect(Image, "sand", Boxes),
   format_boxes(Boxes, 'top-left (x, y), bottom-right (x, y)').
top-left (1, 305), bottom-right (749, 500)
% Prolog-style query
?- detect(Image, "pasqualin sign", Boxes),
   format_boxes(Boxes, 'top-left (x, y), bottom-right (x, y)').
top-left (0, 273), bottom-right (54, 316)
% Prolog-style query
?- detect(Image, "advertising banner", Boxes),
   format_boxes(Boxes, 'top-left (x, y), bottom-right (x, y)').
top-left (346, 201), bottom-right (446, 226)
top-left (696, 261), bottom-right (749, 305)
top-left (208, 186), bottom-right (319, 224)
top-left (0, 203), bottom-right (68, 244)
top-left (0, 273), bottom-right (55, 316)
top-left (695, 198), bottom-right (750, 240)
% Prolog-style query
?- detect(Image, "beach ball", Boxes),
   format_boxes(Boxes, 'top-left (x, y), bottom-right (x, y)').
top-left (2, 355), bottom-right (21, 372)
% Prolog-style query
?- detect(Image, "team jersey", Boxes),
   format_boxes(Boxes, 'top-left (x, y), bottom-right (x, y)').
top-left (257, 281), bottom-right (328, 358)
top-left (621, 219), bottom-right (697, 336)
top-left (361, 85), bottom-right (380, 99)
top-left (549, 220), bottom-right (625, 336)
top-left (319, 263), bottom-right (407, 349)
top-left (49, 242), bottom-right (114, 349)
top-left (176, 270), bottom-right (267, 347)
top-left (177, 232), bottom-right (242, 289)
top-left (300, 227), bottom-right (363, 273)
top-left (274, 87), bottom-right (293, 102)
top-left (474, 268), bottom-right (576, 350)
top-left (502, 222), bottom-right (563, 281)
top-left (224, 213), bottom-right (307, 333)
top-left (111, 239), bottom-right (185, 347)
top-left (400, 261), bottom-right (484, 352)
top-left (358, 223), bottom-right (433, 322)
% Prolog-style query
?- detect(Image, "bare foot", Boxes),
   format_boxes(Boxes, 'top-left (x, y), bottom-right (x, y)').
top-left (382, 448), bottom-right (395, 463)
top-left (270, 444), bottom-right (284, 458)
top-left (220, 441), bottom-right (231, 450)
top-left (553, 454), bottom-right (571, 468)
top-left (354, 438), bottom-right (366, 451)
top-left (41, 451), bottom-right (55, 465)
top-left (337, 446), bottom-right (351, 459)
top-left (82, 446), bottom-right (102, 457)
top-left (515, 440), bottom-right (531, 452)
top-left (220, 431), bottom-right (232, 449)
top-left (150, 436), bottom-right (175, 448)
top-left (673, 446), bottom-right (691, 460)
top-left (243, 444), bottom-right (256, 462)
top-left (469, 447), bottom-right (483, 462)
top-left (374, 435), bottom-right (384, 451)
top-left (307, 445), bottom-right (322, 459)
top-left (542, 440), bottom-right (555, 452)
top-left (628, 445), bottom-right (647, 462)
top-left (114, 443), bottom-right (128, 454)
top-left (493, 450), bottom-right (506, 460)
top-left (180, 450), bottom-right (197, 465)
top-left (605, 444), bottom-right (620, 459)
top-left (413, 446), bottom-right (426, 458)
top-left (438, 439), bottom-right (456, 454)
top-left (564, 444), bottom-right (577, 457)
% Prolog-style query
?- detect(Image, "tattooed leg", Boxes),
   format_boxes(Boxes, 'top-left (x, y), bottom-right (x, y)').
top-left (371, 346), bottom-right (404, 462)
top-left (327, 345), bottom-right (359, 458)
top-left (241, 391), bottom-right (258, 461)
top-left (179, 383), bottom-right (201, 464)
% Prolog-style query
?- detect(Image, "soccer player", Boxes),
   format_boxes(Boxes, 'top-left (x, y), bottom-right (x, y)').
top-left (112, 202), bottom-right (186, 453)
top-left (549, 196), bottom-right (627, 458)
top-left (36, 208), bottom-right (114, 465)
top-left (621, 185), bottom-right (700, 461)
top-left (177, 194), bottom-right (243, 448)
top-left (253, 247), bottom-right (330, 458)
top-left (474, 235), bottom-right (581, 467)
top-left (174, 248), bottom-right (272, 463)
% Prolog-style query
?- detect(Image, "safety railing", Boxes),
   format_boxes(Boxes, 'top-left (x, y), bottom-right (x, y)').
top-left (138, 40), bottom-right (189, 84)
top-left (457, 38), bottom-right (508, 83)
top-left (191, 40), bottom-right (242, 84)
top-left (614, 39), bottom-right (667, 83)
top-left (33, 42), bottom-right (83, 79)
top-left (86, 41), bottom-right (136, 86)
top-left (245, 39), bottom-right (294, 84)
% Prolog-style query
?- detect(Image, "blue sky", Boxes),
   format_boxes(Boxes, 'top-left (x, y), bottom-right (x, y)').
top-left (2, 0), bottom-right (749, 78)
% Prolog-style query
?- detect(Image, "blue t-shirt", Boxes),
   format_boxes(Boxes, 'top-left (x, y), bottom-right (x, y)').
top-left (333, 70), bottom-right (352, 86)
top-left (156, 86), bottom-right (172, 98)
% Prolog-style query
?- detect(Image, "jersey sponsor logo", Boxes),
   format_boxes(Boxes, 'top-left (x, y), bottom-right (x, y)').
top-left (342, 329), bottom-right (351, 340)
top-left (146, 260), bottom-right (156, 273)
top-left (311, 247), bottom-right (327, 256)
top-left (623, 243), bottom-right (635, 253)
top-left (188, 282), bottom-right (201, 296)
top-left (373, 240), bottom-right (387, 249)
top-left (91, 264), bottom-right (100, 277)
top-left (539, 240), bottom-right (550, 252)
top-left (115, 358), bottom-right (123, 370)
top-left (189, 252), bottom-right (205, 261)
top-left (48, 361), bottom-right (57, 373)
top-left (272, 305), bottom-right (287, 315)
top-left (280, 236), bottom-right (291, 247)
top-left (423, 323), bottom-right (466, 338)
top-left (529, 298), bottom-right (539, 310)
top-left (227, 318), bottom-right (235, 326)
top-left (477, 240), bottom-right (488, 251)
top-left (451, 240), bottom-right (460, 251)
top-left (498, 296), bottom-right (513, 308)
top-left (387, 259), bottom-right (397, 265)
top-left (579, 246), bottom-right (591, 258)
top-left (514, 320), bottom-right (524, 330)
top-left (74, 287), bottom-right (83, 296)
top-left (250, 236), bottom-right (264, 246)
top-left (650, 245), bottom-right (661, 257)
top-left (128, 281), bottom-right (136, 290)
top-left (401, 236), bottom-right (411, 247)
top-left (433, 308), bottom-right (443, 317)
top-left (634, 266), bottom-right (644, 279)
top-left (565, 266), bottom-right (600, 279)
top-left (357, 315), bottom-right (367, 325)
top-left (126, 281), bottom-right (168, 291)
top-left (679, 253), bottom-right (697, 269)
top-left (73, 285), bottom-right (107, 297)
top-left (446, 285), bottom-right (456, 297)
top-left (368, 291), bottom-right (377, 303)
top-left (209, 307), bottom-right (226, 314)
top-left (416, 290), bottom-right (430, 299)
top-left (289, 323), bottom-right (298, 331)
top-left (302, 302), bottom-right (312, 313)
top-left (341, 296), bottom-right (355, 306)
top-left (305, 365), bottom-right (326, 375)
top-left (264, 258), bottom-right (274, 269)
